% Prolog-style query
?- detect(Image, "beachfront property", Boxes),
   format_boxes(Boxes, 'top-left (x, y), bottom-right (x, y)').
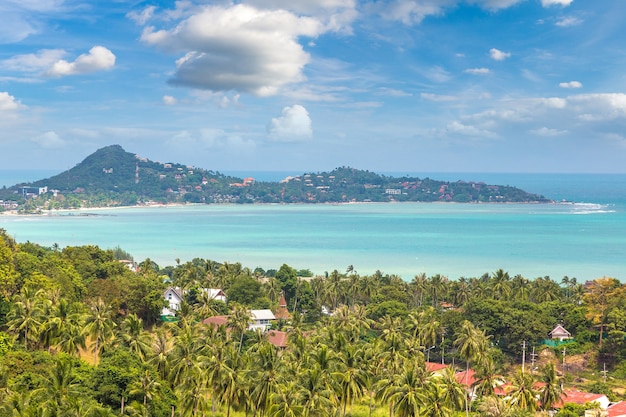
top-left (161, 286), bottom-right (227, 317)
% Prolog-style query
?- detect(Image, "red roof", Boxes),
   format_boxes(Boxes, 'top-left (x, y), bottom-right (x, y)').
top-left (202, 315), bottom-right (229, 327)
top-left (609, 401), bottom-right (626, 417)
top-left (455, 369), bottom-right (476, 387)
top-left (554, 390), bottom-right (609, 408)
top-left (267, 330), bottom-right (289, 348)
top-left (425, 362), bottom-right (448, 372)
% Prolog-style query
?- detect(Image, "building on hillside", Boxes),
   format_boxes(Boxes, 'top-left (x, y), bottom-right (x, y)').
top-left (267, 330), bottom-right (289, 349)
top-left (608, 401), bottom-right (626, 417)
top-left (549, 324), bottom-right (572, 341)
top-left (250, 309), bottom-right (276, 332)
top-left (274, 293), bottom-right (291, 320)
top-left (161, 286), bottom-right (227, 317)
top-left (202, 309), bottom-right (276, 333)
top-left (554, 390), bottom-right (610, 411)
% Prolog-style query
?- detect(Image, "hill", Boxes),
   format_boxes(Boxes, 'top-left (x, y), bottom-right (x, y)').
top-left (0, 145), bottom-right (551, 211)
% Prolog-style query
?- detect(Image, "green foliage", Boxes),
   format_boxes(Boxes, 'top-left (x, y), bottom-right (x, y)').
top-left (367, 300), bottom-right (409, 320)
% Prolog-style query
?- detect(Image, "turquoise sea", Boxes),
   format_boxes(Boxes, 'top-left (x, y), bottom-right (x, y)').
top-left (1, 171), bottom-right (625, 281)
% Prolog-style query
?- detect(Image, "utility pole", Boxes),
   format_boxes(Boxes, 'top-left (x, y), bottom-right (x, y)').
top-left (602, 363), bottom-right (608, 383)
top-left (530, 346), bottom-right (538, 374)
top-left (522, 341), bottom-right (527, 374)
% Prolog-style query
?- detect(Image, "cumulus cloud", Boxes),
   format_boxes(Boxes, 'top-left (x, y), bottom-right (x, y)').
top-left (163, 95), bottom-right (178, 105)
top-left (45, 46), bottom-right (116, 77)
top-left (141, 4), bottom-right (326, 96)
top-left (541, 0), bottom-right (573, 6)
top-left (490, 48), bottom-right (511, 61)
top-left (31, 131), bottom-right (66, 149)
top-left (556, 16), bottom-right (582, 27)
top-left (268, 105), bottom-right (313, 142)
top-left (530, 127), bottom-right (567, 136)
top-left (0, 91), bottom-right (25, 111)
top-left (559, 81), bottom-right (583, 89)
top-left (2, 49), bottom-right (66, 73)
top-left (464, 67), bottom-right (491, 75)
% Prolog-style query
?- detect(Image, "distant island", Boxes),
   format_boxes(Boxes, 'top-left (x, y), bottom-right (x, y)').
top-left (0, 145), bottom-right (551, 212)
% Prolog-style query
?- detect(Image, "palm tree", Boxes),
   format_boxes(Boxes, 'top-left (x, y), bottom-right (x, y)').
top-left (268, 381), bottom-right (303, 417)
top-left (423, 382), bottom-right (453, 417)
top-left (118, 313), bottom-right (151, 360)
top-left (249, 342), bottom-right (282, 416)
top-left (84, 298), bottom-right (117, 366)
top-left (538, 362), bottom-right (563, 411)
top-left (381, 365), bottom-right (428, 417)
top-left (410, 273), bottom-right (428, 308)
top-left (428, 274), bottom-right (447, 308)
top-left (128, 369), bottom-right (161, 408)
top-left (148, 326), bottom-right (173, 381)
top-left (333, 343), bottom-right (369, 416)
top-left (489, 269), bottom-right (511, 301)
top-left (228, 304), bottom-right (251, 352)
top-left (507, 369), bottom-right (537, 412)
top-left (6, 286), bottom-right (46, 349)
top-left (472, 355), bottom-right (501, 398)
top-left (437, 367), bottom-right (466, 413)
top-left (454, 320), bottom-right (489, 417)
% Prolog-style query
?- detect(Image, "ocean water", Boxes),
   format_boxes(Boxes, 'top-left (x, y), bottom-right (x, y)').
top-left (1, 171), bottom-right (625, 281)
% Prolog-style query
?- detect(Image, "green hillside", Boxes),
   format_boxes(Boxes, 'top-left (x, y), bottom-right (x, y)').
top-left (0, 145), bottom-right (551, 211)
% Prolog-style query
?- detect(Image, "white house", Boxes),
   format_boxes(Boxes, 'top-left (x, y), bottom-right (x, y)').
top-left (161, 286), bottom-right (227, 317)
top-left (249, 309), bottom-right (276, 332)
top-left (549, 324), bottom-right (572, 342)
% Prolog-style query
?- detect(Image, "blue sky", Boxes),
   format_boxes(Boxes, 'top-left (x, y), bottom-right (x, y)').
top-left (1, 0), bottom-right (626, 173)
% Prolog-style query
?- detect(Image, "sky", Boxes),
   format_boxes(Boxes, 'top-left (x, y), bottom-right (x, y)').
top-left (1, 0), bottom-right (626, 174)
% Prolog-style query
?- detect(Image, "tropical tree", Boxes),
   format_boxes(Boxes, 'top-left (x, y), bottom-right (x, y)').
top-left (6, 286), bottom-right (46, 349)
top-left (538, 362), bottom-right (563, 411)
top-left (454, 320), bottom-right (489, 417)
top-left (507, 369), bottom-right (537, 412)
top-left (84, 298), bottom-right (117, 366)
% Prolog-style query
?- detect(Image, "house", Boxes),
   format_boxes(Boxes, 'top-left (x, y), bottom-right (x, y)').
top-left (608, 401), bottom-right (626, 417)
top-left (162, 287), bottom-right (184, 317)
top-left (274, 293), bottom-right (291, 320)
top-left (161, 286), bottom-right (227, 317)
top-left (267, 330), bottom-right (289, 349)
top-left (425, 362), bottom-right (448, 375)
top-left (549, 324), bottom-right (572, 341)
top-left (203, 315), bottom-right (229, 328)
top-left (249, 309), bottom-right (276, 332)
top-left (554, 390), bottom-right (611, 411)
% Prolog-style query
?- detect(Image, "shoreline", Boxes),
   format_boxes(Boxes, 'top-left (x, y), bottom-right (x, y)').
top-left (0, 199), bottom-right (581, 217)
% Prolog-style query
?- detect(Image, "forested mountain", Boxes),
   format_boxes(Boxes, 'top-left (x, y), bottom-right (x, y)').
top-left (0, 145), bottom-right (551, 211)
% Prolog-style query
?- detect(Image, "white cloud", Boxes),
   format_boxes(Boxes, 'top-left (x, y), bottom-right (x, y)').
top-left (141, 4), bottom-right (324, 96)
top-left (45, 46), bottom-right (116, 77)
top-left (490, 48), bottom-right (511, 61)
top-left (556, 16), bottom-right (582, 27)
top-left (469, 0), bottom-right (525, 11)
top-left (0, 1), bottom-right (67, 42)
top-left (464, 67), bottom-right (491, 75)
top-left (170, 128), bottom-right (256, 151)
top-left (421, 93), bottom-right (457, 102)
top-left (268, 105), bottom-right (313, 142)
top-left (31, 131), bottom-right (66, 149)
top-left (163, 95), bottom-right (178, 105)
top-left (423, 66), bottom-right (452, 83)
top-left (530, 127), bottom-right (567, 136)
top-left (379, 0), bottom-right (455, 25)
top-left (378, 88), bottom-right (413, 97)
top-left (445, 121), bottom-right (497, 138)
top-left (559, 81), bottom-right (583, 89)
top-left (127, 6), bottom-right (157, 25)
top-left (2, 49), bottom-right (66, 73)
top-left (0, 91), bottom-right (25, 111)
top-left (541, 0), bottom-right (573, 7)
